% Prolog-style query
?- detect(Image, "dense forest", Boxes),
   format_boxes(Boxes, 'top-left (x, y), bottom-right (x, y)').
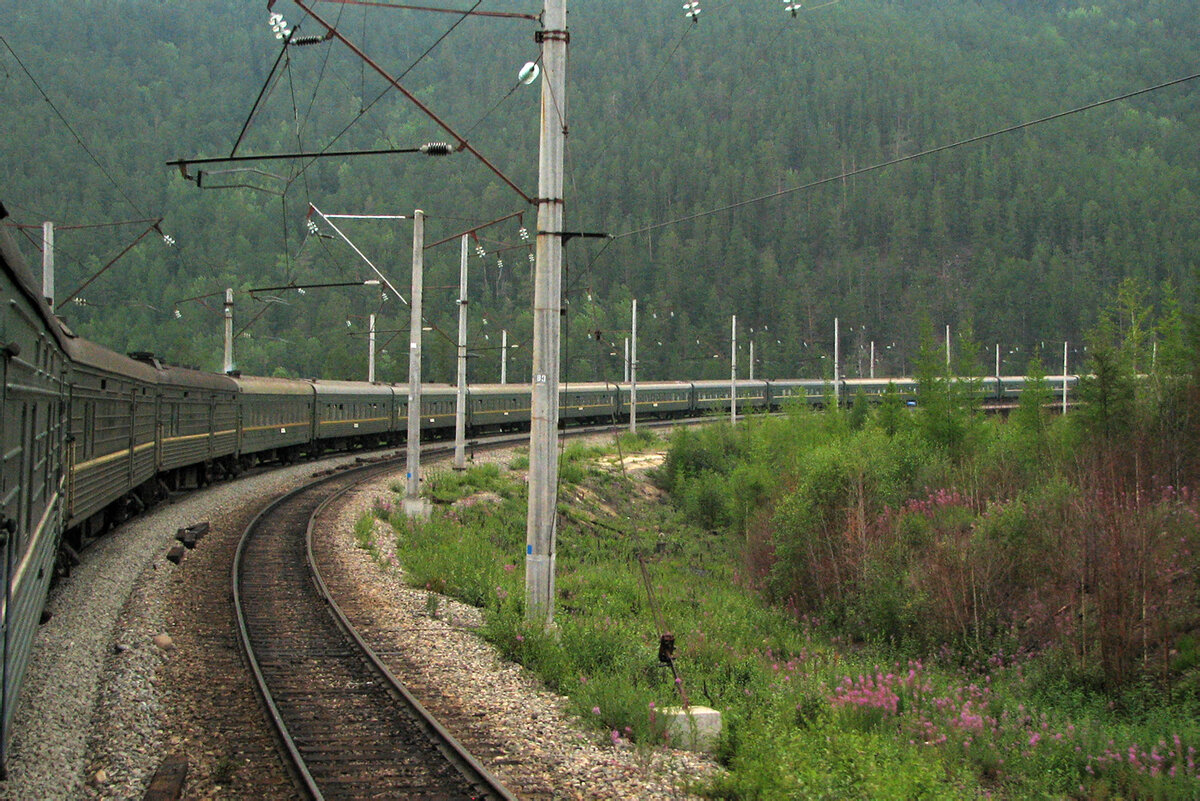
top-left (2, 0), bottom-right (1197, 383)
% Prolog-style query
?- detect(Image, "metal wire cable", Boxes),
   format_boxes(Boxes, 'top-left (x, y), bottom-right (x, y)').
top-left (615, 70), bottom-right (1200, 240)
top-left (0, 35), bottom-right (149, 220)
top-left (286, 0), bottom-right (483, 188)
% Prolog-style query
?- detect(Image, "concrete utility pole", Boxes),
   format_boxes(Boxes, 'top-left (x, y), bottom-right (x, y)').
top-left (995, 343), bottom-right (1000, 379)
top-left (945, 325), bottom-right (952, 370)
top-left (731, 314), bottom-right (737, 425)
top-left (501, 329), bottom-right (508, 384)
top-left (623, 338), bottom-right (629, 383)
top-left (405, 210), bottom-right (429, 518)
top-left (525, 0), bottom-right (568, 625)
top-left (223, 289), bottom-right (234, 374)
top-left (870, 341), bottom-right (876, 379)
top-left (630, 299), bottom-right (638, 433)
top-left (1062, 341), bottom-right (1069, 415)
top-left (368, 313), bottom-right (377, 383)
top-left (41, 222), bottom-right (54, 308)
top-left (454, 234), bottom-right (469, 470)
top-left (749, 339), bottom-right (755, 381)
top-left (833, 317), bottom-right (840, 404)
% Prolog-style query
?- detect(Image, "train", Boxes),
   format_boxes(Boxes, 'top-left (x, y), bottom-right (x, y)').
top-left (0, 219), bottom-right (1080, 775)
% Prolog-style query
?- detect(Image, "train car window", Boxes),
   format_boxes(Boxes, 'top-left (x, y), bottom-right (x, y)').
top-left (101, 379), bottom-right (107, 390)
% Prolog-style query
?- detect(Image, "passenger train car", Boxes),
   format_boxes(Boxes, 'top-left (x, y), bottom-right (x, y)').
top-left (0, 218), bottom-right (1080, 775)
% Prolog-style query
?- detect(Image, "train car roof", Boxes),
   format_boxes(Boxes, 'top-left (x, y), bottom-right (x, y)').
top-left (464, 383), bottom-right (529, 395)
top-left (691, 379), bottom-right (769, 389)
top-left (229, 374), bottom-right (316, 396)
top-left (64, 335), bottom-right (160, 382)
top-left (157, 364), bottom-right (239, 393)
top-left (410, 384), bottom-right (458, 398)
top-left (843, 377), bottom-right (917, 386)
top-left (767, 378), bottom-right (824, 386)
top-left (0, 218), bottom-right (72, 351)
top-left (612, 381), bottom-right (692, 391)
top-left (311, 379), bottom-right (396, 397)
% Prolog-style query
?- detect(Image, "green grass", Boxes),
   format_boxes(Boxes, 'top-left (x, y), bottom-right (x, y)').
top-left (379, 424), bottom-right (1200, 799)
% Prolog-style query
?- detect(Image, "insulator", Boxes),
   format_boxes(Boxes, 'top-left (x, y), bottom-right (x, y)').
top-left (420, 142), bottom-right (453, 156)
top-left (289, 35), bottom-right (326, 46)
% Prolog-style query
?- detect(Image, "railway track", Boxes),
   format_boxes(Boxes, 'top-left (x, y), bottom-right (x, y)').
top-left (233, 457), bottom-right (515, 800)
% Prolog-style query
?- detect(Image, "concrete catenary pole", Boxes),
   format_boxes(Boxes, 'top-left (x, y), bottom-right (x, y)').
top-left (749, 339), bottom-right (755, 381)
top-left (833, 317), bottom-right (840, 405)
top-left (731, 314), bottom-right (737, 425)
top-left (946, 324), bottom-right (952, 370)
top-left (454, 234), bottom-right (469, 470)
top-left (525, 0), bottom-right (568, 625)
top-left (223, 289), bottom-right (234, 374)
top-left (404, 209), bottom-right (427, 517)
top-left (995, 343), bottom-right (1000, 379)
top-left (623, 338), bottom-right (629, 383)
top-left (41, 222), bottom-right (54, 308)
top-left (368, 313), bottom-right (376, 383)
top-left (501, 329), bottom-right (508, 384)
top-left (870, 340), bottom-right (876, 379)
top-left (630, 299), bottom-right (638, 433)
top-left (1062, 341), bottom-right (1069, 415)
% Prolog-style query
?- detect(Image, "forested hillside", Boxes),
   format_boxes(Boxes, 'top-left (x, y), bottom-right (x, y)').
top-left (2, 0), bottom-right (1197, 382)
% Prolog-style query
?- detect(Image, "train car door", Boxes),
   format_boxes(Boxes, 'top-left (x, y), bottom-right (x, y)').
top-left (0, 334), bottom-right (11, 778)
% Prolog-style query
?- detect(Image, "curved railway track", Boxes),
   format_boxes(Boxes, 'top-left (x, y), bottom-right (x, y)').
top-left (233, 458), bottom-right (515, 800)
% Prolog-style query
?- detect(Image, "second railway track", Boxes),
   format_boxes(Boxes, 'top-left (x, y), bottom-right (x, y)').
top-left (233, 458), bottom-right (515, 800)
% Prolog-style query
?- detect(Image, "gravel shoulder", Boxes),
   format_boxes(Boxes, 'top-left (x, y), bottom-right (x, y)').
top-left (317, 449), bottom-right (721, 800)
top-left (1, 439), bottom-right (721, 800)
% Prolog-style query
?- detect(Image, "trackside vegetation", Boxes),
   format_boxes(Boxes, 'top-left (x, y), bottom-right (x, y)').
top-left (377, 283), bottom-right (1200, 798)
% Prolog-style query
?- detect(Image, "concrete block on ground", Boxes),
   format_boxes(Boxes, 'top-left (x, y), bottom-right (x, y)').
top-left (403, 497), bottom-right (432, 520)
top-left (663, 705), bottom-right (722, 752)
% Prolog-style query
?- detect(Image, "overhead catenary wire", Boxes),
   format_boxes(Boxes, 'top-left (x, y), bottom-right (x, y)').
top-left (0, 35), bottom-right (151, 221)
top-left (615, 70), bottom-right (1200, 240)
top-left (285, 0), bottom-right (485, 188)
top-left (230, 37), bottom-right (292, 157)
top-left (460, 55), bottom-right (541, 141)
top-left (289, 0), bottom-right (532, 203)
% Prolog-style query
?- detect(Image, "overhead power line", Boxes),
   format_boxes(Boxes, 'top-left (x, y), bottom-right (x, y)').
top-left (283, 0), bottom-right (486, 187)
top-left (289, 0), bottom-right (533, 203)
top-left (0, 35), bottom-right (149, 220)
top-left (616, 70), bottom-right (1200, 240)
top-left (314, 0), bottom-right (538, 20)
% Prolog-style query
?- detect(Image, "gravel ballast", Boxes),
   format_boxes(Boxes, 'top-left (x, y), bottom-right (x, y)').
top-left (0, 444), bottom-right (722, 799)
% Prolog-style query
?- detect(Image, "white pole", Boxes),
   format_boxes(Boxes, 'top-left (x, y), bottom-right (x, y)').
top-left (41, 222), bottom-right (54, 308)
top-left (223, 288), bottom-right (234, 374)
top-left (749, 339), bottom-right (755, 381)
top-left (1062, 340), bottom-right (1069, 415)
top-left (731, 314), bottom-right (737, 425)
top-left (501, 329), bottom-right (508, 384)
top-left (623, 337), bottom-right (629, 383)
top-left (995, 343), bottom-right (1000, 378)
top-left (368, 313), bottom-right (376, 382)
top-left (833, 317), bottom-right (840, 405)
top-left (454, 234), bottom-right (468, 470)
top-left (526, 0), bottom-right (568, 625)
top-left (945, 324), bottom-right (951, 370)
top-left (405, 210), bottom-right (427, 516)
top-left (870, 340), bottom-right (875, 379)
top-left (630, 299), bottom-right (637, 433)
